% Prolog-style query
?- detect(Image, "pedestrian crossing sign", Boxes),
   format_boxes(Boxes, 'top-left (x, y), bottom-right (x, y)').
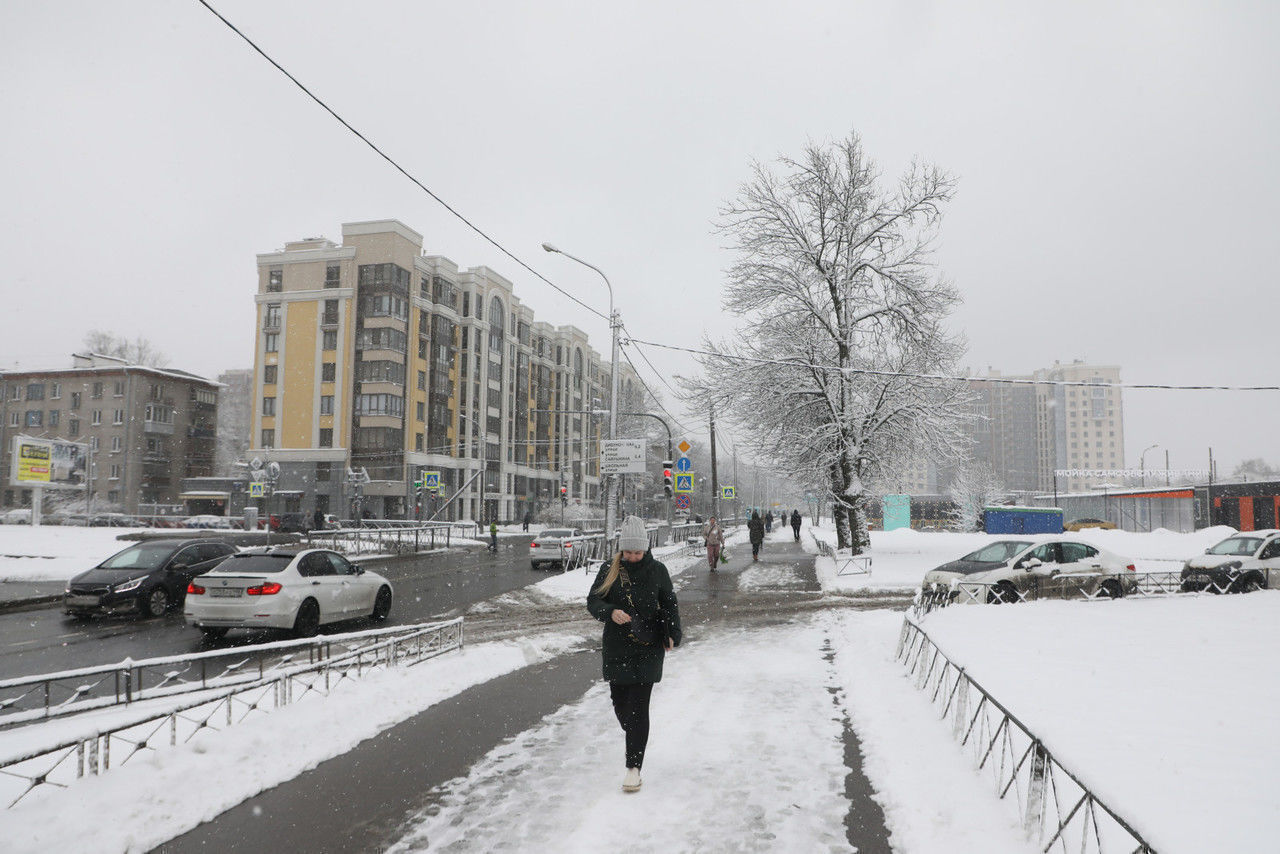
top-left (674, 473), bottom-right (693, 493)
top-left (721, 486), bottom-right (736, 499)
top-left (423, 471), bottom-right (440, 490)
top-left (249, 482), bottom-right (264, 497)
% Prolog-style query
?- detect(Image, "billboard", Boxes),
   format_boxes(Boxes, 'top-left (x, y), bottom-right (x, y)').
top-left (10, 436), bottom-right (89, 489)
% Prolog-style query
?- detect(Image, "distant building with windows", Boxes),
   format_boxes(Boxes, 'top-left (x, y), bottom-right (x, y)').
top-left (250, 219), bottom-right (642, 522)
top-left (0, 354), bottom-right (219, 513)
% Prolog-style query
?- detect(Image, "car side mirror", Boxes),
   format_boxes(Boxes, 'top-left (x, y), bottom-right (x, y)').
top-left (353, 565), bottom-right (365, 575)
top-left (1022, 557), bottom-right (1042, 570)
top-left (169, 562), bottom-right (188, 573)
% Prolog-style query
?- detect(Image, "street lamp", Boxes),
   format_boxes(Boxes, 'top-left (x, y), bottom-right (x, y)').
top-left (542, 242), bottom-right (621, 541)
top-left (1140, 444), bottom-right (1160, 488)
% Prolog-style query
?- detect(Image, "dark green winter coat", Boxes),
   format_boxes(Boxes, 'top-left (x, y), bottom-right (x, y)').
top-left (587, 552), bottom-right (682, 684)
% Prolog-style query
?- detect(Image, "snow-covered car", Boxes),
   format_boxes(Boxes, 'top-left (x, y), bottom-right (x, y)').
top-left (529, 527), bottom-right (586, 569)
top-left (183, 514), bottom-right (232, 529)
top-left (65, 539), bottom-right (239, 619)
top-left (921, 536), bottom-right (1138, 604)
top-left (1180, 530), bottom-right (1280, 593)
top-left (184, 547), bottom-right (393, 639)
top-left (1064, 517), bottom-right (1117, 532)
top-left (1, 509), bottom-right (32, 525)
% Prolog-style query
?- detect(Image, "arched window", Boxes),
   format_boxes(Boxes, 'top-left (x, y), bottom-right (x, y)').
top-left (488, 297), bottom-right (505, 352)
top-left (574, 348), bottom-right (584, 391)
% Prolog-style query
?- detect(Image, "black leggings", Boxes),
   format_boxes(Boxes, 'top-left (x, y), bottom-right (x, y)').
top-left (610, 682), bottom-right (654, 769)
top-left (751, 541), bottom-right (761, 558)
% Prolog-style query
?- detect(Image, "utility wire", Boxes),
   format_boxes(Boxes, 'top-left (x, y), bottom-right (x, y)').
top-left (624, 337), bottom-right (1280, 393)
top-left (194, 0), bottom-right (608, 323)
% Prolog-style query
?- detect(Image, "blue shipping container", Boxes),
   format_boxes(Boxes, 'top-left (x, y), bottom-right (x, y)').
top-left (983, 506), bottom-right (1063, 535)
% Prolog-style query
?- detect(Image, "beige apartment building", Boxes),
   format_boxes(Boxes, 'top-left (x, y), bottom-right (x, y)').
top-left (250, 219), bottom-right (642, 522)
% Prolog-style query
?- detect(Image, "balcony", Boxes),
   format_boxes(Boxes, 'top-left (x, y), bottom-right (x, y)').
top-left (144, 420), bottom-right (175, 436)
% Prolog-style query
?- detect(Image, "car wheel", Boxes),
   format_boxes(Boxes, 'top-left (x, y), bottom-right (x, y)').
top-left (1098, 579), bottom-right (1123, 599)
top-left (199, 626), bottom-right (229, 640)
top-left (293, 599), bottom-right (320, 638)
top-left (987, 581), bottom-right (1019, 604)
top-left (66, 610), bottom-right (92, 622)
top-left (1232, 573), bottom-right (1264, 594)
top-left (142, 586), bottom-right (170, 618)
top-left (371, 586), bottom-right (392, 622)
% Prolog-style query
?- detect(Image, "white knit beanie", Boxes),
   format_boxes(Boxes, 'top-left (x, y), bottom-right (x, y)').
top-left (618, 515), bottom-right (649, 552)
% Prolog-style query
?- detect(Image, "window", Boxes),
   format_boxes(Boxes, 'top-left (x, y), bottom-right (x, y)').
top-left (27, 383), bottom-right (45, 401)
top-left (8, 385), bottom-right (18, 400)
top-left (358, 293), bottom-right (408, 320)
top-left (263, 364), bottom-right (278, 385)
top-left (415, 432), bottom-right (424, 451)
top-left (107, 490), bottom-right (119, 504)
top-left (114, 381), bottom-right (124, 397)
top-left (111, 436), bottom-right (121, 452)
top-left (70, 391), bottom-right (81, 409)
top-left (146, 436), bottom-right (165, 454)
top-left (68, 419), bottom-right (79, 437)
top-left (319, 428), bottom-right (333, 447)
top-left (418, 370), bottom-right (427, 391)
top-left (323, 299), bottom-right (339, 325)
top-left (355, 360), bottom-right (405, 384)
top-left (145, 404), bottom-right (174, 424)
top-left (264, 303), bottom-right (281, 329)
top-left (267, 268), bottom-right (282, 292)
top-left (25, 410), bottom-right (42, 427)
top-left (322, 362), bottom-right (336, 382)
top-left (261, 429), bottom-right (275, 448)
top-left (354, 394), bottom-right (405, 417)
top-left (1061, 542), bottom-right (1098, 563)
top-left (89, 436), bottom-right (98, 451)
top-left (316, 462), bottom-right (332, 482)
top-left (92, 410), bottom-right (102, 425)
top-left (50, 383), bottom-right (60, 399)
top-left (325, 264), bottom-right (340, 288)
top-left (355, 327), bottom-right (406, 351)
top-left (322, 330), bottom-right (337, 350)
top-left (320, 395), bottom-right (334, 415)
top-left (7, 412), bottom-right (16, 427)
top-left (113, 409), bottom-right (124, 424)
top-left (49, 410), bottom-right (59, 427)
top-left (262, 397), bottom-right (276, 417)
top-left (416, 401), bottom-right (425, 422)
top-left (265, 333), bottom-right (279, 353)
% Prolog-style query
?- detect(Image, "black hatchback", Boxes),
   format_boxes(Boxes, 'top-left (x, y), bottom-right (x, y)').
top-left (65, 539), bottom-right (238, 619)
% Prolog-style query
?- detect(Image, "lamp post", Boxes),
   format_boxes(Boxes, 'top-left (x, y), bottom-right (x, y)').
top-left (1140, 443), bottom-right (1160, 488)
top-left (542, 242), bottom-right (620, 541)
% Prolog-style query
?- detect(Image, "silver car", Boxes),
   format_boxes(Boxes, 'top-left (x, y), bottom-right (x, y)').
top-left (1180, 530), bottom-right (1280, 593)
top-left (529, 527), bottom-right (586, 569)
top-left (922, 536), bottom-right (1138, 604)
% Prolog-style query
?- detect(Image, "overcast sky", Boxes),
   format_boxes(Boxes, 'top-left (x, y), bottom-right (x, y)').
top-left (2, 0), bottom-right (1277, 476)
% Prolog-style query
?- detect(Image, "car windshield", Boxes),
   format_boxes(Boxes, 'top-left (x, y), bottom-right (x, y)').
top-left (541, 530), bottom-right (574, 538)
top-left (210, 553), bottom-right (294, 574)
top-left (98, 542), bottom-right (174, 571)
top-left (959, 541), bottom-right (1034, 564)
top-left (1207, 537), bottom-right (1264, 556)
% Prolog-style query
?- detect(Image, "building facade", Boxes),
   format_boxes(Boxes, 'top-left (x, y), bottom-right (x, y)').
top-left (250, 219), bottom-right (641, 522)
top-left (0, 354), bottom-right (219, 514)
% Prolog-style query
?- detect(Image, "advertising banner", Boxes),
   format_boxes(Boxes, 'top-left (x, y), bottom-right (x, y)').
top-left (10, 436), bottom-right (88, 489)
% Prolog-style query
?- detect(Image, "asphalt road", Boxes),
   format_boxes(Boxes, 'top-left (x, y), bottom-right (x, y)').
top-left (0, 536), bottom-right (546, 681)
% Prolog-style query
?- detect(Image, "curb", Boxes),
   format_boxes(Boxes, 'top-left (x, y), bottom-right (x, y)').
top-left (0, 594), bottom-right (63, 614)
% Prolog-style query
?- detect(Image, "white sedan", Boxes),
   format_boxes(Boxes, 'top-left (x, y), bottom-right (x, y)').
top-left (921, 536), bottom-right (1138, 603)
top-left (184, 547), bottom-right (393, 639)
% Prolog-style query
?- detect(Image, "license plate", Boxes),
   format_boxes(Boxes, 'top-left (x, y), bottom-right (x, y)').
top-left (66, 595), bottom-right (100, 606)
top-left (209, 588), bottom-right (243, 598)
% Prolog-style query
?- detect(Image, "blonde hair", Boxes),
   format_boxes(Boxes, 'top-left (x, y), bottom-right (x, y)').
top-left (593, 553), bottom-right (623, 595)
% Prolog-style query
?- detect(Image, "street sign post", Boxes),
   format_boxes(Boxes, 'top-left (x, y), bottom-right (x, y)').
top-left (675, 494), bottom-right (691, 510)
top-left (677, 439), bottom-right (691, 455)
top-left (721, 486), bottom-right (736, 500)
top-left (601, 439), bottom-right (646, 475)
top-left (423, 471), bottom-right (440, 490)
top-left (675, 457), bottom-right (692, 473)
top-left (674, 473), bottom-right (693, 493)
top-left (249, 482), bottom-right (265, 498)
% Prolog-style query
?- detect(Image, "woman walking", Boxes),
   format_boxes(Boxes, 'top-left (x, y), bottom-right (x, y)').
top-left (702, 516), bottom-right (724, 571)
top-left (587, 516), bottom-right (682, 792)
top-left (748, 510), bottom-right (765, 561)
top-left (790, 508), bottom-right (802, 542)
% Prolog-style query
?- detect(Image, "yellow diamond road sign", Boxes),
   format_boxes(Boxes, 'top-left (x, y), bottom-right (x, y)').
top-left (677, 439), bottom-right (691, 455)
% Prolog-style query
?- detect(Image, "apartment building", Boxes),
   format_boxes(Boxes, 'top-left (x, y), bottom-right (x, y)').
top-left (251, 219), bottom-right (642, 522)
top-left (0, 354), bottom-right (219, 513)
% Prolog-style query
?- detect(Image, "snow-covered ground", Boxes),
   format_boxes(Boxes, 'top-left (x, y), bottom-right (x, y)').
top-left (0, 525), bottom-right (151, 582)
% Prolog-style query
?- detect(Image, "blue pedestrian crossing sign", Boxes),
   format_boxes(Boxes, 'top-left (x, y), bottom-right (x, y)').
top-left (423, 471), bottom-right (440, 490)
top-left (674, 473), bottom-right (693, 493)
top-left (249, 482), bottom-right (265, 498)
top-left (675, 457), bottom-right (692, 473)
top-left (721, 486), bottom-right (736, 499)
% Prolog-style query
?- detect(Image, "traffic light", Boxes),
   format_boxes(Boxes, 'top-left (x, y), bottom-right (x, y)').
top-left (661, 461), bottom-right (673, 498)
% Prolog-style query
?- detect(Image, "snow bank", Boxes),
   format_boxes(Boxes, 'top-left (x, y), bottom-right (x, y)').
top-left (0, 526), bottom-right (146, 582)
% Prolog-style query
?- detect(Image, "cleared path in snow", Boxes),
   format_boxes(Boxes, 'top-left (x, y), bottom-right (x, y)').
top-left (159, 537), bottom-right (894, 853)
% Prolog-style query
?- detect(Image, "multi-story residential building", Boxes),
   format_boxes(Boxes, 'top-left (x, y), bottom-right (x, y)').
top-left (966, 369), bottom-right (1042, 494)
top-left (250, 219), bottom-right (641, 522)
top-left (0, 353), bottom-right (219, 513)
top-left (214, 368), bottom-right (252, 476)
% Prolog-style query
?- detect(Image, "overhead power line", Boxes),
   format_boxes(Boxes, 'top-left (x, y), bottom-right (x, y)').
top-left (623, 337), bottom-right (1280, 393)
top-left (194, 0), bottom-right (608, 323)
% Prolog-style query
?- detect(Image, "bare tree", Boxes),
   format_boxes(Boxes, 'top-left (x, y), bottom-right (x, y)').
top-left (946, 461), bottom-right (1008, 532)
top-left (683, 132), bottom-right (972, 553)
top-left (82, 330), bottom-right (169, 368)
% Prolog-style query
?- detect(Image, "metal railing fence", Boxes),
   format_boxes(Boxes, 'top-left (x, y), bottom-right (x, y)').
top-left (0, 618), bottom-right (463, 809)
top-left (0, 621), bottom-right (459, 730)
top-left (307, 523), bottom-right (454, 555)
top-left (896, 617), bottom-right (1156, 854)
top-left (810, 532), bottom-right (873, 576)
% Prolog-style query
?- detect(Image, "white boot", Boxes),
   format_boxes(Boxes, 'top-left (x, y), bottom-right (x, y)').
top-left (622, 767), bottom-right (642, 792)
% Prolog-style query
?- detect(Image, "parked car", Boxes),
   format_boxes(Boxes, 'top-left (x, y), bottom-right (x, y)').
top-left (1, 509), bottom-right (32, 525)
top-left (89, 513), bottom-right (137, 527)
top-left (323, 513), bottom-right (342, 529)
top-left (529, 527), bottom-right (587, 569)
top-left (184, 514), bottom-right (233, 529)
top-left (269, 512), bottom-right (311, 533)
top-left (64, 539), bottom-right (239, 619)
top-left (1180, 530), bottom-right (1280, 593)
top-left (184, 547), bottom-right (393, 639)
top-left (1064, 518), bottom-right (1117, 531)
top-left (921, 536), bottom-right (1137, 604)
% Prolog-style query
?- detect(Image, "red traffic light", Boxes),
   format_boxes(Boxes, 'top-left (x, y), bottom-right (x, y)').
top-left (662, 468), bottom-right (672, 479)
top-left (559, 485), bottom-right (567, 495)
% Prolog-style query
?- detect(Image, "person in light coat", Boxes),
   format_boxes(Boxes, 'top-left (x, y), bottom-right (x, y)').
top-left (702, 516), bottom-right (724, 570)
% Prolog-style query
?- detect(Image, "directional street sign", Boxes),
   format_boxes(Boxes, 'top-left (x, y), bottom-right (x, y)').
top-left (677, 439), bottom-right (691, 455)
top-left (674, 473), bottom-right (693, 493)
top-left (423, 471), bottom-right (440, 490)
top-left (601, 439), bottom-right (646, 474)
top-left (249, 482), bottom-right (265, 498)
top-left (675, 457), bottom-right (692, 473)
top-left (675, 494), bottom-right (691, 510)
top-left (721, 486), bottom-right (736, 499)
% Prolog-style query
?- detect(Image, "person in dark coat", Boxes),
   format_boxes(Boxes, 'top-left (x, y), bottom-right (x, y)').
top-left (748, 511), bottom-right (765, 561)
top-left (522, 511), bottom-right (531, 532)
top-left (312, 507), bottom-right (325, 532)
top-left (764, 510), bottom-right (773, 533)
top-left (790, 508), bottom-right (802, 541)
top-left (587, 516), bottom-right (682, 793)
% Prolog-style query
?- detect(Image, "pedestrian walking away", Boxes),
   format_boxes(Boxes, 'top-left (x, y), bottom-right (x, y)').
top-left (522, 511), bottom-right (531, 532)
top-left (790, 508), bottom-right (802, 542)
top-left (748, 511), bottom-right (765, 561)
top-left (489, 520), bottom-right (499, 553)
top-left (586, 516), bottom-right (682, 793)
top-left (702, 515), bottom-right (724, 570)
top-left (764, 510), bottom-right (773, 533)
top-left (312, 507), bottom-right (325, 533)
